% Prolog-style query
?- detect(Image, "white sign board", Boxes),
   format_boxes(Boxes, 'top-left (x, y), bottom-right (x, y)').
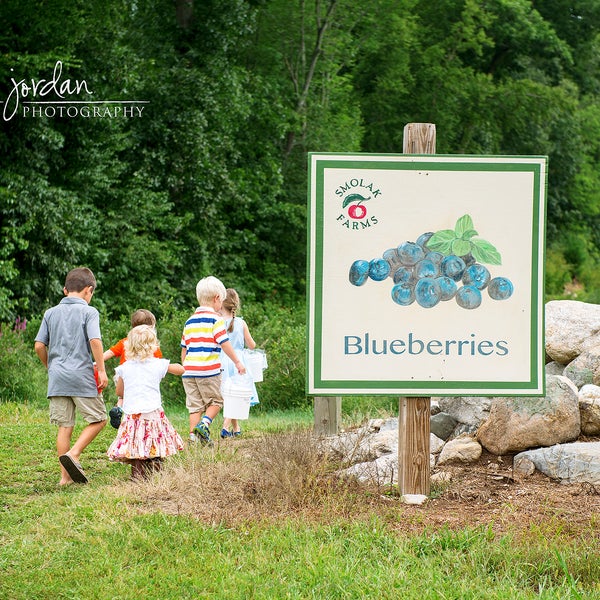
top-left (308, 154), bottom-right (547, 396)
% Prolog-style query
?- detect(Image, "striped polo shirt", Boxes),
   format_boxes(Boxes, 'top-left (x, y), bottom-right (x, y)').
top-left (181, 306), bottom-right (229, 377)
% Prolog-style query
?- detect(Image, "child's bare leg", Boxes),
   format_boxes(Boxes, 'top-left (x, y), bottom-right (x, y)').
top-left (57, 425), bottom-right (74, 484)
top-left (222, 418), bottom-right (231, 431)
top-left (206, 405), bottom-right (221, 420)
top-left (68, 420), bottom-right (107, 461)
top-left (189, 411), bottom-right (201, 434)
top-left (231, 419), bottom-right (241, 434)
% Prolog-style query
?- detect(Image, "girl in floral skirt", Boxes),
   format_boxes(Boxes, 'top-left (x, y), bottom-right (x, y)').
top-left (107, 324), bottom-right (184, 479)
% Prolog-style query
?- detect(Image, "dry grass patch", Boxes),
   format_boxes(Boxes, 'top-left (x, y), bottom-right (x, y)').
top-left (126, 429), bottom-right (386, 525)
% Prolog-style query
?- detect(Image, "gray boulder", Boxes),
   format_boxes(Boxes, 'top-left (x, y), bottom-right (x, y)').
top-left (514, 442), bottom-right (600, 484)
top-left (578, 384), bottom-right (600, 436)
top-left (477, 375), bottom-right (580, 455)
top-left (545, 300), bottom-right (600, 364)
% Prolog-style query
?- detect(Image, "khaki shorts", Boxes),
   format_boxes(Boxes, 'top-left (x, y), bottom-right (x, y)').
top-left (183, 375), bottom-right (223, 414)
top-left (49, 395), bottom-right (107, 427)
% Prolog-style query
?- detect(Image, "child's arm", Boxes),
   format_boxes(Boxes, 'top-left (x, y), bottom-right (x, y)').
top-left (221, 340), bottom-right (246, 375)
top-left (115, 376), bottom-right (124, 398)
top-left (181, 347), bottom-right (187, 364)
top-left (243, 321), bottom-right (256, 350)
top-left (34, 342), bottom-right (48, 368)
top-left (103, 349), bottom-right (116, 361)
top-left (168, 363), bottom-right (185, 376)
top-left (90, 338), bottom-right (108, 390)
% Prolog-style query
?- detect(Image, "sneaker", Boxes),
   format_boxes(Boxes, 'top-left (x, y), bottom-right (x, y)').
top-left (189, 433), bottom-right (197, 443)
top-left (193, 422), bottom-right (211, 444)
top-left (233, 430), bottom-right (242, 437)
top-left (220, 428), bottom-right (232, 439)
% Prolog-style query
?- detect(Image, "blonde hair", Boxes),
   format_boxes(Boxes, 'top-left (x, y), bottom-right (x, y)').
top-left (223, 288), bottom-right (240, 333)
top-left (196, 275), bottom-right (226, 306)
top-left (130, 308), bottom-right (156, 328)
top-left (123, 325), bottom-right (159, 361)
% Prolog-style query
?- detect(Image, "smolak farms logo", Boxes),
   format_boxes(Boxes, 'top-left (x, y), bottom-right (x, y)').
top-left (1, 60), bottom-right (149, 121)
top-left (335, 177), bottom-right (381, 231)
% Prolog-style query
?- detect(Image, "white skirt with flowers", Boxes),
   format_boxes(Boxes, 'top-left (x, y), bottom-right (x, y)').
top-left (107, 409), bottom-right (184, 461)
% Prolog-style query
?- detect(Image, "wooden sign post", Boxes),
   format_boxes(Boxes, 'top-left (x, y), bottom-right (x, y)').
top-left (397, 122), bottom-right (436, 497)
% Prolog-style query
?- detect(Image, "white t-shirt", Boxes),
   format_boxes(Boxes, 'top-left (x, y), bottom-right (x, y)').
top-left (115, 358), bottom-right (170, 414)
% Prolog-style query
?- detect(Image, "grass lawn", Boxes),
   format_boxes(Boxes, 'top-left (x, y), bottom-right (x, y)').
top-left (1, 399), bottom-right (599, 599)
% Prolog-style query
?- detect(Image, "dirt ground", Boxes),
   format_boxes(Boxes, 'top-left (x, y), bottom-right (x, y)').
top-left (394, 449), bottom-right (600, 537)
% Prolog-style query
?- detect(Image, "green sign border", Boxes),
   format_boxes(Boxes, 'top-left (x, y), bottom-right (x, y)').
top-left (307, 154), bottom-right (547, 396)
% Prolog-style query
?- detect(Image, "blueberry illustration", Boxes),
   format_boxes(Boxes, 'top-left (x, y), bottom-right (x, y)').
top-left (456, 285), bottom-right (482, 309)
top-left (393, 267), bottom-right (414, 285)
top-left (391, 283), bottom-right (415, 306)
top-left (368, 258), bottom-right (390, 281)
top-left (415, 278), bottom-right (442, 308)
top-left (397, 242), bottom-right (425, 266)
top-left (488, 277), bottom-right (514, 300)
top-left (441, 255), bottom-right (466, 281)
top-left (349, 260), bottom-right (370, 286)
top-left (416, 232), bottom-right (434, 249)
top-left (383, 248), bottom-right (402, 275)
top-left (435, 276), bottom-right (457, 301)
top-left (414, 259), bottom-right (439, 279)
top-left (462, 264), bottom-right (491, 290)
top-left (425, 251), bottom-right (444, 265)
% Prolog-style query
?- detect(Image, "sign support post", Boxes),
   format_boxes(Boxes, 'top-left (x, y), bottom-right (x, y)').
top-left (397, 123), bottom-right (436, 497)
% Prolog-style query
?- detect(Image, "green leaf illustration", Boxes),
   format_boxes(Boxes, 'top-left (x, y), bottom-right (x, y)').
top-left (454, 214), bottom-right (474, 237)
top-left (460, 228), bottom-right (478, 241)
top-left (471, 239), bottom-right (502, 265)
top-left (428, 214), bottom-right (503, 265)
top-left (342, 193), bottom-right (370, 209)
top-left (451, 239), bottom-right (472, 256)
top-left (427, 230), bottom-right (455, 254)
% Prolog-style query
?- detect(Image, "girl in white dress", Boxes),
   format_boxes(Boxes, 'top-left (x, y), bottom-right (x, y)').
top-left (107, 325), bottom-right (184, 479)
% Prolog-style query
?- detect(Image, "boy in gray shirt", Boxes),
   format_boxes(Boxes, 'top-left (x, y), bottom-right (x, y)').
top-left (35, 267), bottom-right (108, 485)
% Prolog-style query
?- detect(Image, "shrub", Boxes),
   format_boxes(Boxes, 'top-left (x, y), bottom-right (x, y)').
top-left (0, 322), bottom-right (47, 404)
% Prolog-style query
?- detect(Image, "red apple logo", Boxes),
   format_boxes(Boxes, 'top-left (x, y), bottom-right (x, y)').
top-left (342, 193), bottom-right (371, 220)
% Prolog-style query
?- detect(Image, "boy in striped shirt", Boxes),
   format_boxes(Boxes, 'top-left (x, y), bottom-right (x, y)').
top-left (181, 276), bottom-right (246, 444)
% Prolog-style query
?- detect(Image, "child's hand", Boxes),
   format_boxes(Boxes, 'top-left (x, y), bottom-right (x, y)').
top-left (236, 361), bottom-right (246, 375)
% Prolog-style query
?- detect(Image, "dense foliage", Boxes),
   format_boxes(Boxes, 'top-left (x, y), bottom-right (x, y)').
top-left (2, 0), bottom-right (600, 321)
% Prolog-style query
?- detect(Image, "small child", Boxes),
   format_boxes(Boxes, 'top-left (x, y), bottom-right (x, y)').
top-left (103, 309), bottom-right (163, 365)
top-left (104, 309), bottom-right (163, 427)
top-left (107, 325), bottom-right (184, 480)
top-left (181, 276), bottom-right (246, 445)
top-left (34, 267), bottom-right (108, 485)
top-left (220, 288), bottom-right (258, 438)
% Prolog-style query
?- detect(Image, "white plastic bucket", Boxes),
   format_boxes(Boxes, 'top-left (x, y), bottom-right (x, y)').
top-left (244, 349), bottom-right (266, 383)
top-left (222, 376), bottom-right (253, 420)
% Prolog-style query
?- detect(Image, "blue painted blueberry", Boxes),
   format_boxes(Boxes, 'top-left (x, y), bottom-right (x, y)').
top-left (425, 251), bottom-right (444, 265)
top-left (415, 278), bottom-right (442, 308)
top-left (416, 232), bottom-right (434, 249)
top-left (456, 285), bottom-right (482, 309)
top-left (435, 276), bottom-right (457, 301)
top-left (368, 258), bottom-right (390, 281)
top-left (488, 277), bottom-right (514, 300)
top-left (441, 255), bottom-right (466, 281)
top-left (397, 242), bottom-right (425, 266)
top-left (414, 259), bottom-right (439, 279)
top-left (383, 248), bottom-right (402, 275)
top-left (349, 260), bottom-right (370, 286)
top-left (462, 264), bottom-right (491, 290)
top-left (393, 267), bottom-right (414, 285)
top-left (391, 283), bottom-right (415, 306)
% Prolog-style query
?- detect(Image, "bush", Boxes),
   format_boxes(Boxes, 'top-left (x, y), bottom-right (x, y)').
top-left (0, 322), bottom-right (47, 404)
